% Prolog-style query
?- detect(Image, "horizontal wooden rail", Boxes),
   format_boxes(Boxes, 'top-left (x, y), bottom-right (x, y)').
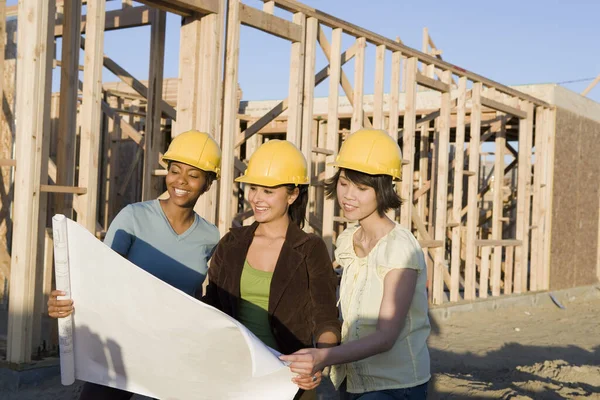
top-left (40, 185), bottom-right (87, 195)
top-left (239, 3), bottom-right (302, 42)
top-left (264, 0), bottom-right (550, 107)
top-left (474, 239), bottom-right (522, 247)
top-left (481, 96), bottom-right (527, 119)
top-left (416, 72), bottom-right (450, 92)
top-left (135, 0), bottom-right (219, 16)
top-left (0, 159), bottom-right (16, 167)
top-left (419, 240), bottom-right (444, 248)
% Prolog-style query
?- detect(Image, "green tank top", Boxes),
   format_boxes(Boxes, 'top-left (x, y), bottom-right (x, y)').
top-left (238, 260), bottom-right (279, 350)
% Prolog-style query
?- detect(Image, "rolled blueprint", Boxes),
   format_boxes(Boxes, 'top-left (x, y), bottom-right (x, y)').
top-left (52, 214), bottom-right (75, 385)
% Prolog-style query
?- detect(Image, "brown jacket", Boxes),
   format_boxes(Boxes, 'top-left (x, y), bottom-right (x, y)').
top-left (202, 221), bottom-right (341, 355)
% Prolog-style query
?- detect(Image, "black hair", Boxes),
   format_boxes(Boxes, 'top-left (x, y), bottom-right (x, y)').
top-left (285, 184), bottom-right (309, 229)
top-left (324, 168), bottom-right (401, 217)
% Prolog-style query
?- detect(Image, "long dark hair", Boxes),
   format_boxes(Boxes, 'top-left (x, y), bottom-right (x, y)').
top-left (286, 184), bottom-right (308, 229)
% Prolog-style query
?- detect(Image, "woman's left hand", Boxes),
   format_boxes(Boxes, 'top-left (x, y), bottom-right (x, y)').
top-left (292, 370), bottom-right (322, 390)
top-left (280, 348), bottom-right (326, 376)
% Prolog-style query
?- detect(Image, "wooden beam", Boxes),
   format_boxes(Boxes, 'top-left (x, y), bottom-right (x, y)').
top-left (514, 101), bottom-right (534, 294)
top-left (285, 12), bottom-right (306, 146)
top-left (55, 6), bottom-right (152, 37)
top-left (40, 184), bottom-right (87, 194)
top-left (480, 96), bottom-right (527, 119)
top-left (581, 72), bottom-right (600, 97)
top-left (475, 239), bottom-right (522, 247)
top-left (464, 82), bottom-right (482, 301)
top-left (416, 72), bottom-right (450, 93)
top-left (491, 99), bottom-right (506, 297)
top-left (135, 0), bottom-right (219, 16)
top-left (432, 70), bottom-right (452, 305)
top-left (388, 50), bottom-right (401, 140)
top-left (373, 45), bottom-right (385, 129)
top-left (530, 106), bottom-right (545, 291)
top-left (479, 246), bottom-right (491, 298)
top-left (77, 0), bottom-right (106, 233)
top-left (322, 28), bottom-right (342, 256)
top-left (449, 76), bottom-right (467, 302)
top-left (400, 57), bottom-right (417, 229)
top-left (7, 0), bottom-right (56, 364)
top-left (542, 108), bottom-right (556, 290)
top-left (301, 16), bottom-right (318, 206)
top-left (350, 37), bottom-right (366, 131)
top-left (262, 0), bottom-right (550, 107)
top-left (239, 3), bottom-right (302, 42)
top-left (142, 9), bottom-right (166, 201)
top-left (55, 0), bottom-right (81, 217)
top-left (219, 0), bottom-right (241, 234)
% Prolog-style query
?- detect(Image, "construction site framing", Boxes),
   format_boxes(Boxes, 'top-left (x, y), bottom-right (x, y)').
top-left (1, 0), bottom-right (556, 365)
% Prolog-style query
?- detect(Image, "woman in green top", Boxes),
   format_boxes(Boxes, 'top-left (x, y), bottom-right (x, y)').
top-left (203, 140), bottom-right (341, 400)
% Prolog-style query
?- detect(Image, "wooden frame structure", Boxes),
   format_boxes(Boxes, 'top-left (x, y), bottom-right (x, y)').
top-left (1, 0), bottom-right (560, 365)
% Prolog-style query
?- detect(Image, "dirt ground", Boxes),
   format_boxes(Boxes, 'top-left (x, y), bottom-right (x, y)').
top-left (2, 288), bottom-right (599, 400)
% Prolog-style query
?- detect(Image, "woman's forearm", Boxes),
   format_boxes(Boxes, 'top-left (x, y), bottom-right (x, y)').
top-left (320, 330), bottom-right (394, 369)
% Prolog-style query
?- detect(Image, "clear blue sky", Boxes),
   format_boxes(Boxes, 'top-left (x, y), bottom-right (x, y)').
top-left (7, 0), bottom-right (600, 104)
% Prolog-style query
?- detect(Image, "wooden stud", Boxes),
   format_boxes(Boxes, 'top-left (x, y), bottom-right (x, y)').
top-left (400, 57), bottom-right (417, 229)
top-left (55, 0), bottom-right (82, 218)
top-left (480, 96), bottom-right (527, 119)
top-left (431, 70), bottom-right (452, 305)
top-left (7, 0), bottom-right (56, 364)
top-left (464, 82), bottom-right (483, 300)
top-left (491, 109), bottom-right (506, 297)
top-left (263, 0), bottom-right (275, 14)
top-left (449, 76), bottom-right (467, 302)
top-left (514, 101), bottom-right (534, 294)
top-left (530, 105), bottom-right (545, 291)
top-left (77, 0), bottom-right (106, 233)
top-left (218, 0), bottom-right (242, 235)
top-left (322, 28), bottom-right (342, 256)
top-left (504, 245), bottom-right (514, 294)
top-left (286, 12), bottom-right (306, 147)
top-left (416, 72), bottom-right (450, 93)
top-left (479, 246), bottom-right (491, 298)
top-left (388, 50), bottom-right (401, 140)
top-left (350, 37), bottom-right (366, 132)
top-left (373, 45), bottom-right (385, 129)
top-left (135, 0), bottom-right (219, 16)
top-left (542, 107), bottom-right (556, 290)
top-left (301, 17), bottom-right (318, 213)
top-left (475, 239), bottom-right (522, 246)
top-left (142, 9), bottom-right (166, 201)
top-left (581, 72), bottom-right (600, 97)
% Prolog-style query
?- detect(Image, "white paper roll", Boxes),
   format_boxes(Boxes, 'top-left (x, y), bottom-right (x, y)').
top-left (52, 214), bottom-right (75, 386)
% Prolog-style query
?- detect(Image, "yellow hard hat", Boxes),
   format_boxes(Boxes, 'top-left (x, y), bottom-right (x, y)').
top-left (329, 128), bottom-right (402, 180)
top-left (235, 140), bottom-right (308, 187)
top-left (162, 130), bottom-right (222, 178)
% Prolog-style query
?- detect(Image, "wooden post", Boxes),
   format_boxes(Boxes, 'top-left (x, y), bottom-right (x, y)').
top-left (449, 76), bottom-right (467, 302)
top-left (388, 50), bottom-right (401, 141)
top-left (479, 246), bottom-right (491, 298)
top-left (55, 0), bottom-right (81, 217)
top-left (218, 0), bottom-right (241, 235)
top-left (7, 0), bottom-right (56, 364)
top-left (530, 105), bottom-right (546, 291)
top-left (400, 57), bottom-right (417, 229)
top-left (322, 28), bottom-right (342, 256)
top-left (542, 107), bottom-right (556, 290)
top-left (301, 16), bottom-right (318, 219)
top-left (491, 111), bottom-right (506, 297)
top-left (431, 70), bottom-right (452, 305)
top-left (372, 45), bottom-right (385, 129)
top-left (142, 9), bottom-right (166, 201)
top-left (286, 12), bottom-right (306, 147)
top-left (514, 101), bottom-right (534, 294)
top-left (464, 82), bottom-right (482, 300)
top-left (77, 0), bottom-right (106, 233)
top-left (350, 37), bottom-right (366, 132)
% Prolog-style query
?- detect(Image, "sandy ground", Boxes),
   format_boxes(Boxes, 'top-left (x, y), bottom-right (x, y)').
top-left (2, 289), bottom-right (599, 400)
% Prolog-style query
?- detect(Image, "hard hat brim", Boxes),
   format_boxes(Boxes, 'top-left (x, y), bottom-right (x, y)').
top-left (162, 155), bottom-right (221, 179)
top-left (328, 160), bottom-right (402, 181)
top-left (235, 174), bottom-right (308, 187)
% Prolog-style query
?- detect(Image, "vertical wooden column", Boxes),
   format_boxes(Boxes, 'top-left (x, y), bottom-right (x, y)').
top-left (142, 9), bottom-right (166, 201)
top-left (388, 50), bottom-right (401, 141)
top-left (301, 17), bottom-right (318, 222)
top-left (56, 0), bottom-right (81, 217)
top-left (218, 0), bottom-right (241, 235)
top-left (449, 76), bottom-right (467, 302)
top-left (372, 45), bottom-right (385, 129)
top-left (431, 70), bottom-right (452, 305)
top-left (542, 107), bottom-right (556, 289)
top-left (464, 82), bottom-right (482, 300)
top-left (7, 0), bottom-right (56, 364)
top-left (514, 101), bottom-right (534, 293)
top-left (400, 57), bottom-right (417, 229)
top-left (286, 12), bottom-right (306, 147)
top-left (350, 37), bottom-right (365, 132)
top-left (322, 28), bottom-right (342, 256)
top-left (530, 105), bottom-right (546, 291)
top-left (491, 111), bottom-right (506, 297)
top-left (77, 0), bottom-right (106, 234)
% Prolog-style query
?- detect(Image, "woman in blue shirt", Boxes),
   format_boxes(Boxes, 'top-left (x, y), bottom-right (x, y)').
top-left (47, 130), bottom-right (222, 400)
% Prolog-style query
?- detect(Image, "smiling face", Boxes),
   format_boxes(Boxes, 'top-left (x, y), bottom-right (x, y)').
top-left (336, 170), bottom-right (379, 222)
top-left (248, 185), bottom-right (299, 224)
top-left (165, 161), bottom-right (208, 208)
